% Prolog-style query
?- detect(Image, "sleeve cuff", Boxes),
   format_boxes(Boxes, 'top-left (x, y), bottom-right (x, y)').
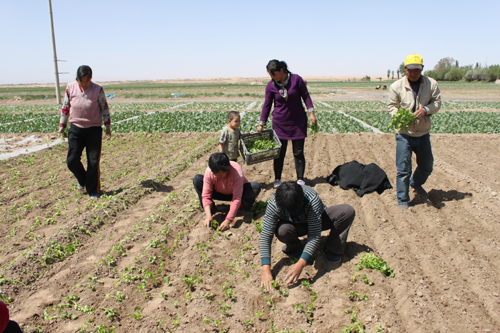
top-left (59, 124), bottom-right (66, 128)
top-left (261, 257), bottom-right (271, 266)
top-left (300, 252), bottom-right (311, 262)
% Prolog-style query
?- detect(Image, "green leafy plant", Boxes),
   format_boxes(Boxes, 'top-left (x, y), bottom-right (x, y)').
top-left (308, 121), bottom-right (319, 137)
top-left (389, 107), bottom-right (415, 131)
top-left (245, 137), bottom-right (277, 153)
top-left (356, 252), bottom-right (395, 277)
top-left (251, 201), bottom-right (268, 215)
top-left (181, 275), bottom-right (202, 290)
top-left (131, 307), bottom-right (143, 320)
top-left (252, 219), bottom-right (263, 233)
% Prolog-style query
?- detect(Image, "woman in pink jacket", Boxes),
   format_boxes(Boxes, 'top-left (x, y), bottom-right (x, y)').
top-left (57, 66), bottom-right (111, 198)
top-left (193, 153), bottom-right (261, 231)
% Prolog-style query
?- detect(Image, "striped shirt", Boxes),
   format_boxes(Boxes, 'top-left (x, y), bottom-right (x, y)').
top-left (260, 185), bottom-right (326, 265)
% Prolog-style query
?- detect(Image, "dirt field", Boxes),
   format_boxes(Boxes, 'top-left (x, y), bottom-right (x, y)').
top-left (1, 132), bottom-right (499, 333)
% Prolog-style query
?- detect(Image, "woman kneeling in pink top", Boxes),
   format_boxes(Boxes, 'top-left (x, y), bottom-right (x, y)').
top-left (58, 65), bottom-right (112, 198)
top-left (193, 153), bottom-right (261, 231)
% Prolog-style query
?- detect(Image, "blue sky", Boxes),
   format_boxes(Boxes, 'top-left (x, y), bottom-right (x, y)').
top-left (1, 0), bottom-right (499, 84)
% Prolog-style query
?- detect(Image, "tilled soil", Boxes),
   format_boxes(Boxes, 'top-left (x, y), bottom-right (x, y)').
top-left (1, 133), bottom-right (499, 333)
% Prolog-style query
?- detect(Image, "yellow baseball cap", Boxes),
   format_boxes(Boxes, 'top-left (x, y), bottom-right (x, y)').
top-left (404, 54), bottom-right (423, 70)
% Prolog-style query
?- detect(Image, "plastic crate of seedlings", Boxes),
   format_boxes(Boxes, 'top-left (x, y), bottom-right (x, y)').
top-left (239, 129), bottom-right (281, 165)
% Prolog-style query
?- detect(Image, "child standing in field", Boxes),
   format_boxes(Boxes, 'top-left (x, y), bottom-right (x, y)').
top-left (219, 111), bottom-right (241, 162)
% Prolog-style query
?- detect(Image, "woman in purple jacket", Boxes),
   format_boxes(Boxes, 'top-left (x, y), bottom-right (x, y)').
top-left (257, 60), bottom-right (317, 189)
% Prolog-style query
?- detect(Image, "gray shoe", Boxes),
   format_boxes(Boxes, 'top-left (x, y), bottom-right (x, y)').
top-left (399, 203), bottom-right (409, 210)
top-left (273, 179), bottom-right (282, 189)
top-left (410, 183), bottom-right (428, 196)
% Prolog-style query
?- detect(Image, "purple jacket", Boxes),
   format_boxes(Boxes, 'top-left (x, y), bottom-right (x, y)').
top-left (260, 73), bottom-right (314, 140)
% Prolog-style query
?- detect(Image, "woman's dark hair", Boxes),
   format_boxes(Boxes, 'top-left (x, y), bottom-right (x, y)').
top-left (275, 181), bottom-right (304, 215)
top-left (266, 60), bottom-right (290, 75)
top-left (76, 65), bottom-right (93, 81)
top-left (208, 152), bottom-right (230, 174)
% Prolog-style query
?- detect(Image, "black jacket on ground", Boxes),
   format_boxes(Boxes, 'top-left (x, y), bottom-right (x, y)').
top-left (327, 160), bottom-right (392, 197)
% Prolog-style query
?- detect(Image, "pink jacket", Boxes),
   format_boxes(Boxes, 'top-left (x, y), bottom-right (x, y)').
top-left (60, 81), bottom-right (111, 128)
top-left (202, 161), bottom-right (248, 221)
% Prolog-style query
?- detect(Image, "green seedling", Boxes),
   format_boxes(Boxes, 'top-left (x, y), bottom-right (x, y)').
top-left (102, 308), bottom-right (116, 321)
top-left (131, 307), bottom-right (143, 320)
top-left (356, 252), bottom-right (395, 277)
top-left (361, 274), bottom-right (374, 286)
top-left (251, 201), bottom-right (268, 215)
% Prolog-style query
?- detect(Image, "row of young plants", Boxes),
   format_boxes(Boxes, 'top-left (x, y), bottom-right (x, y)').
top-left (0, 111), bottom-right (146, 133)
top-left (112, 111), bottom-right (227, 133)
top-left (0, 133), bottom-right (217, 276)
top-left (319, 100), bottom-right (500, 111)
top-left (440, 101), bottom-right (500, 110)
top-left (0, 136), bottom-right (219, 333)
top-left (2, 105), bottom-right (498, 134)
top-left (345, 111), bottom-right (500, 134)
top-left (1, 135), bottom-right (395, 332)
top-left (0, 112), bottom-right (58, 125)
top-left (0, 102), bottom-right (188, 115)
top-left (164, 101), bottom-right (257, 110)
top-left (319, 101), bottom-right (388, 111)
top-left (315, 111), bottom-right (373, 133)
top-left (1, 100), bottom-right (498, 115)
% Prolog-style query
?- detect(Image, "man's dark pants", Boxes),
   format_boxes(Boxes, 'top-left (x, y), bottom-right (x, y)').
top-left (275, 204), bottom-right (355, 255)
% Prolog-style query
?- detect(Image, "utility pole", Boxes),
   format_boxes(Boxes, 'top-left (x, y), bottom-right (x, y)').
top-left (48, 0), bottom-right (61, 104)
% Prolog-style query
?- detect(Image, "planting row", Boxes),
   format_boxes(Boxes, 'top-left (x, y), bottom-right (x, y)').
top-left (0, 111), bottom-right (146, 133)
top-left (1, 110), bottom-right (499, 134)
top-left (346, 111), bottom-right (500, 134)
top-left (319, 100), bottom-right (500, 111)
top-left (2, 100), bottom-right (500, 115)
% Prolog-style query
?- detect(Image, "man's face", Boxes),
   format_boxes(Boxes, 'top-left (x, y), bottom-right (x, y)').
top-left (405, 66), bottom-right (423, 82)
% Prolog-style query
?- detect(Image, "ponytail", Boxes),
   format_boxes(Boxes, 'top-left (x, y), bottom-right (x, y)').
top-left (266, 60), bottom-right (290, 75)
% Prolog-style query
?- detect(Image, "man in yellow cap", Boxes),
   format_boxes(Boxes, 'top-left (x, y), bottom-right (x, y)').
top-left (388, 54), bottom-right (441, 209)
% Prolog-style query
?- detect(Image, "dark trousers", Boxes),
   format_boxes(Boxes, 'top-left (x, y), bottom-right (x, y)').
top-left (275, 204), bottom-right (355, 255)
top-left (67, 124), bottom-right (102, 196)
top-left (193, 174), bottom-right (261, 211)
top-left (274, 138), bottom-right (305, 181)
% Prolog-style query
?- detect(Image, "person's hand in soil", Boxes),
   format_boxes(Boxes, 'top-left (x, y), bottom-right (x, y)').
top-left (261, 265), bottom-right (274, 292)
top-left (218, 219), bottom-right (231, 231)
top-left (284, 259), bottom-right (307, 286)
top-left (204, 215), bottom-right (213, 228)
